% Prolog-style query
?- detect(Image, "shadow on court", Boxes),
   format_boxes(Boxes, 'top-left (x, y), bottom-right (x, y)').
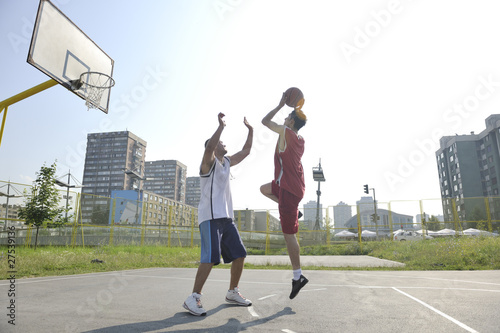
top-left (82, 306), bottom-right (295, 333)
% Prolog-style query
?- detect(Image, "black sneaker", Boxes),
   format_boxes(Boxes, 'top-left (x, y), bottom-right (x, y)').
top-left (298, 211), bottom-right (303, 219)
top-left (289, 275), bottom-right (308, 299)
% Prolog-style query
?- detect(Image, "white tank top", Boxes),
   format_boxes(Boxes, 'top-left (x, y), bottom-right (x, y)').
top-left (198, 156), bottom-right (233, 224)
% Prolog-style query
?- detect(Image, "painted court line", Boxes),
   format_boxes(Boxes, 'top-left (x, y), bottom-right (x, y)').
top-left (0, 271), bottom-right (132, 286)
top-left (4, 272), bottom-right (499, 296)
top-left (247, 306), bottom-right (259, 317)
top-left (300, 288), bottom-right (327, 293)
top-left (354, 272), bottom-right (500, 287)
top-left (258, 294), bottom-right (277, 301)
top-left (392, 287), bottom-right (479, 333)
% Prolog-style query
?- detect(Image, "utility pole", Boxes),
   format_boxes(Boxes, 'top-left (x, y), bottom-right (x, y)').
top-left (312, 159), bottom-right (326, 230)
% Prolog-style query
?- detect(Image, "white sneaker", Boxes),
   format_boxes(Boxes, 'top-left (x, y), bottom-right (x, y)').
top-left (183, 293), bottom-right (207, 316)
top-left (225, 287), bottom-right (252, 306)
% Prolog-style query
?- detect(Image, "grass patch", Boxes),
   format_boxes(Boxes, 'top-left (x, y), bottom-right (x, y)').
top-left (0, 245), bottom-right (201, 279)
top-left (291, 236), bottom-right (500, 271)
top-left (1, 236), bottom-right (499, 279)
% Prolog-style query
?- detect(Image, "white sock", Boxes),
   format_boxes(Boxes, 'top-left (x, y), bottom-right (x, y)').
top-left (293, 269), bottom-right (302, 281)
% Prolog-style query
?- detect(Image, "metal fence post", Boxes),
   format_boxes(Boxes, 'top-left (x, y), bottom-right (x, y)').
top-left (109, 198), bottom-right (116, 246)
top-left (356, 204), bottom-right (362, 244)
top-left (326, 207), bottom-right (330, 246)
top-left (388, 202), bottom-right (394, 240)
top-left (167, 205), bottom-right (172, 248)
top-left (484, 197), bottom-right (493, 232)
top-left (190, 207), bottom-right (195, 247)
top-left (265, 210), bottom-right (270, 255)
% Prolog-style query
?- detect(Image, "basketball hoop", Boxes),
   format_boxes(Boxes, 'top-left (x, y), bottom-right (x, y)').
top-left (79, 72), bottom-right (115, 111)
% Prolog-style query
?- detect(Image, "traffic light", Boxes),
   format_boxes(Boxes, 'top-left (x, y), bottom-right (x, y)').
top-left (363, 184), bottom-right (369, 194)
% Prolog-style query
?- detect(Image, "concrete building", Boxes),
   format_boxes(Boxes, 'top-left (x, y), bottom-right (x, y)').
top-left (344, 208), bottom-right (413, 234)
top-left (185, 176), bottom-right (201, 208)
top-left (333, 201), bottom-right (352, 229)
top-left (1, 204), bottom-right (21, 226)
top-left (143, 160), bottom-right (187, 203)
top-left (303, 200), bottom-right (323, 230)
top-left (436, 114), bottom-right (500, 227)
top-left (357, 196), bottom-right (375, 213)
top-left (81, 131), bottom-right (147, 224)
top-left (109, 190), bottom-right (195, 226)
top-left (233, 209), bottom-right (281, 232)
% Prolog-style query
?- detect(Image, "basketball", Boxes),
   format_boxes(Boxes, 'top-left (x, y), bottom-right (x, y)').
top-left (285, 87), bottom-right (304, 108)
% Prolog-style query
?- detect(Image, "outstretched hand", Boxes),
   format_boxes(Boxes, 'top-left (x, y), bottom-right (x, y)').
top-left (243, 117), bottom-right (253, 131)
top-left (218, 112), bottom-right (226, 127)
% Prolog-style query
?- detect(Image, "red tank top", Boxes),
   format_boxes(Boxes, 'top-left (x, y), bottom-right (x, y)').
top-left (274, 127), bottom-right (305, 198)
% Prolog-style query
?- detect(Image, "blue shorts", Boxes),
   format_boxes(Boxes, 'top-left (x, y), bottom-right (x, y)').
top-left (199, 218), bottom-right (247, 265)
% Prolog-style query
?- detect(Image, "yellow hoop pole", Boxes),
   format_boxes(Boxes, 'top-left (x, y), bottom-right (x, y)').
top-left (0, 79), bottom-right (58, 148)
top-left (0, 106), bottom-right (8, 148)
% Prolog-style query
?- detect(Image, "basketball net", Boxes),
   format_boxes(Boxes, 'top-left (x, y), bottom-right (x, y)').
top-left (80, 72), bottom-right (115, 111)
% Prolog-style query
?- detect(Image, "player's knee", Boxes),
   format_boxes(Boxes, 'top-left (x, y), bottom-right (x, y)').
top-left (260, 184), bottom-right (268, 195)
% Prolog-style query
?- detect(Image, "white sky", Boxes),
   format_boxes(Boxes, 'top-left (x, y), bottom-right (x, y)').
top-left (2, 0), bottom-right (500, 218)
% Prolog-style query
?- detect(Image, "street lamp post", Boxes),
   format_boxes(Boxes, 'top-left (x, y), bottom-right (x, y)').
top-left (312, 159), bottom-right (326, 231)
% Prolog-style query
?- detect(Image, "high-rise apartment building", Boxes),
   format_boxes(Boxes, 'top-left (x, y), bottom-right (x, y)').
top-left (185, 176), bottom-right (201, 208)
top-left (333, 201), bottom-right (352, 229)
top-left (356, 196), bottom-right (375, 212)
top-left (303, 200), bottom-right (323, 230)
top-left (436, 114), bottom-right (500, 225)
top-left (81, 131), bottom-right (147, 224)
top-left (143, 160), bottom-right (186, 203)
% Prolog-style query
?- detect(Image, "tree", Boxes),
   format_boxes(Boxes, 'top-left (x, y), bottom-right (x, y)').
top-left (18, 162), bottom-right (67, 249)
top-left (427, 215), bottom-right (442, 231)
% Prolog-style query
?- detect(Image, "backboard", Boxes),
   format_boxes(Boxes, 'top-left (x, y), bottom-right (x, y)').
top-left (27, 0), bottom-right (114, 113)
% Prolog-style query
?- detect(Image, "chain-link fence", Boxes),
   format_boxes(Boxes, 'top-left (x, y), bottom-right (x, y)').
top-left (1, 180), bottom-right (499, 253)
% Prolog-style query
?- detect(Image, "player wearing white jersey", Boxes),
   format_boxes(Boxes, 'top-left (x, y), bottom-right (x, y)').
top-left (183, 112), bottom-right (253, 316)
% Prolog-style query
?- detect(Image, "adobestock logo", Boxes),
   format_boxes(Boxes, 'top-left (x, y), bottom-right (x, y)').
top-left (8, 0), bottom-right (75, 54)
top-left (64, 272), bottom-right (132, 332)
top-left (213, 0), bottom-right (243, 21)
top-left (384, 73), bottom-right (500, 192)
top-left (340, 0), bottom-right (414, 64)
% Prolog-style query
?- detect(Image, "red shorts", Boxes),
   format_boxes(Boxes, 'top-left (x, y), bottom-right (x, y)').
top-left (271, 180), bottom-right (301, 234)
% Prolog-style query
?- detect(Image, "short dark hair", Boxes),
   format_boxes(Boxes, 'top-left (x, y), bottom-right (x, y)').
top-left (291, 110), bottom-right (306, 130)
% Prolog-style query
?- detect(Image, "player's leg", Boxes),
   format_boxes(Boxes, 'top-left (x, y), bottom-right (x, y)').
top-left (220, 218), bottom-right (252, 306)
top-left (183, 220), bottom-right (219, 316)
top-left (230, 257), bottom-right (244, 290)
top-left (283, 233), bottom-right (300, 270)
top-left (192, 263), bottom-right (213, 294)
top-left (260, 181), bottom-right (278, 203)
top-left (279, 190), bottom-right (308, 299)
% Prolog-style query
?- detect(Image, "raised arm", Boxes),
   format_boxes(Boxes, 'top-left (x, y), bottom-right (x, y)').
top-left (229, 117), bottom-right (253, 167)
top-left (200, 113), bottom-right (225, 174)
top-left (262, 92), bottom-right (287, 134)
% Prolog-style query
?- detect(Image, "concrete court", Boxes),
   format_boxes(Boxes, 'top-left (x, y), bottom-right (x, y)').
top-left (1, 256), bottom-right (499, 333)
